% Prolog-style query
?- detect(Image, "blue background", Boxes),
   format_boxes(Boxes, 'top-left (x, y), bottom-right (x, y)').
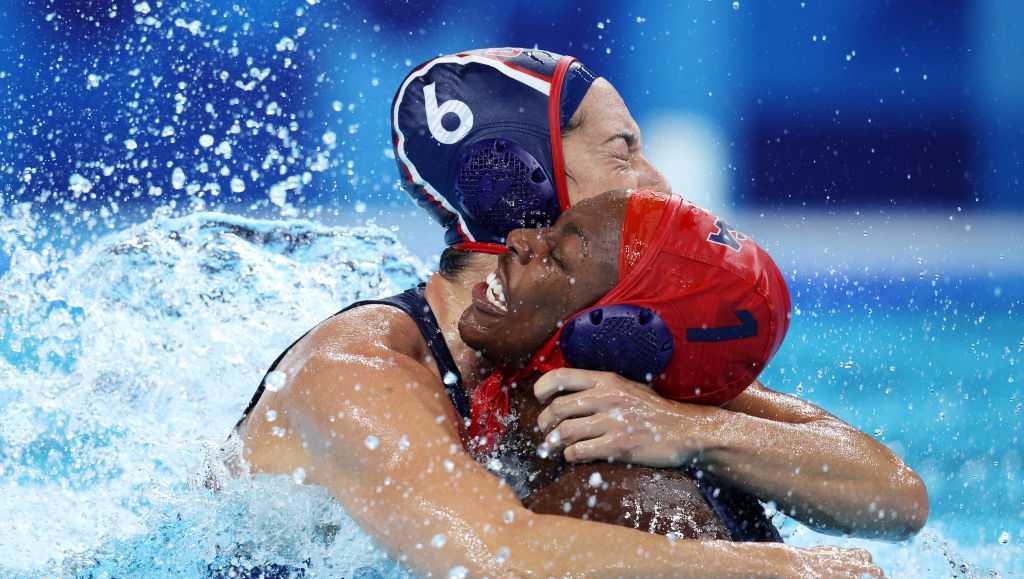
top-left (2, 0), bottom-right (1022, 230)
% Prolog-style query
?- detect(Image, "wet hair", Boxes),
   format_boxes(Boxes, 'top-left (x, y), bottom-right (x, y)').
top-left (439, 247), bottom-right (475, 279)
top-left (560, 108), bottom-right (584, 188)
top-left (562, 108), bottom-right (584, 137)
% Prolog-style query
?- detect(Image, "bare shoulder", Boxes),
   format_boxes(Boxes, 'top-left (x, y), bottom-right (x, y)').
top-left (296, 302), bottom-right (428, 364)
top-left (238, 301), bottom-right (457, 475)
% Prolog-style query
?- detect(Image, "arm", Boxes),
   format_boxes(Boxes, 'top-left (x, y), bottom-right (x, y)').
top-left (249, 337), bottom-right (882, 577)
top-left (534, 370), bottom-right (928, 540)
top-left (707, 381), bottom-right (928, 539)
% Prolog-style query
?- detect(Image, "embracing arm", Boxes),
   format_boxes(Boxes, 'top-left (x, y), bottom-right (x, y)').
top-left (535, 370), bottom-right (928, 541)
top-left (260, 341), bottom-right (879, 578)
top-left (707, 382), bottom-right (928, 538)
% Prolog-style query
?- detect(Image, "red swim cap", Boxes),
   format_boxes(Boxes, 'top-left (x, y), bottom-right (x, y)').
top-left (469, 191), bottom-right (791, 451)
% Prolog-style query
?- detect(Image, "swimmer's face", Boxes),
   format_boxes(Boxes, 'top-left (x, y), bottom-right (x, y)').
top-left (562, 79), bottom-right (669, 205)
top-left (458, 191), bottom-right (626, 367)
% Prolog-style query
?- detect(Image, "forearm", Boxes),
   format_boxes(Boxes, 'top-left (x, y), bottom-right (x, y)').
top-left (506, 512), bottom-right (803, 578)
top-left (697, 410), bottom-right (928, 539)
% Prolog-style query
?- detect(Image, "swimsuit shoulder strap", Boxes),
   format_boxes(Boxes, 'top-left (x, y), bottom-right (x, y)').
top-left (373, 285), bottom-right (470, 421)
top-left (235, 284), bottom-right (468, 429)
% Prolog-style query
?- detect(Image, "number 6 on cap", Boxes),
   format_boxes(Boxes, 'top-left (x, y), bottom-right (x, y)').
top-left (423, 83), bottom-right (474, 144)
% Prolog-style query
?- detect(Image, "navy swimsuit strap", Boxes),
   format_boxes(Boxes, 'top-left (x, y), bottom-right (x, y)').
top-left (236, 285), bottom-right (468, 429)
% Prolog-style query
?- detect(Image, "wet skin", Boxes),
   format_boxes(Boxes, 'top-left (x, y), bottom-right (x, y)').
top-left (459, 191), bottom-right (733, 540)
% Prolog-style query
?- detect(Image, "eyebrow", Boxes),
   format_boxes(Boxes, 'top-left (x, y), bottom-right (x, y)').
top-left (603, 131), bottom-right (637, 148)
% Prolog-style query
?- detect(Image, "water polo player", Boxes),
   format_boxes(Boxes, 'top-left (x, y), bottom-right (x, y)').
top-left (391, 47), bottom-right (927, 540)
top-left (233, 185), bottom-right (886, 576)
top-left (457, 189), bottom-right (790, 541)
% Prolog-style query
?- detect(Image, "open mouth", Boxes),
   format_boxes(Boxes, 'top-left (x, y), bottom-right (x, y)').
top-left (472, 268), bottom-right (509, 316)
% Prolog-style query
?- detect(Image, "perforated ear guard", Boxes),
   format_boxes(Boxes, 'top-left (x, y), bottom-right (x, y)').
top-left (558, 304), bottom-right (675, 384)
top-left (453, 138), bottom-right (560, 243)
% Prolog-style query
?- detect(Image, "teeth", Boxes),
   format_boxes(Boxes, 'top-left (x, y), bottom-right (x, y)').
top-left (484, 271), bottom-right (508, 311)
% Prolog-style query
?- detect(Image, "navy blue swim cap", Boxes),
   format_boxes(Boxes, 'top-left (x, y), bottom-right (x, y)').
top-left (391, 48), bottom-right (597, 253)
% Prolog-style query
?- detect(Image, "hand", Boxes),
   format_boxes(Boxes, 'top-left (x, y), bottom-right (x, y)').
top-left (788, 545), bottom-right (885, 578)
top-left (534, 368), bottom-right (720, 467)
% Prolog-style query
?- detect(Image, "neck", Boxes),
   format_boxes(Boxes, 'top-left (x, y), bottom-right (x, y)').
top-left (423, 254), bottom-right (498, 387)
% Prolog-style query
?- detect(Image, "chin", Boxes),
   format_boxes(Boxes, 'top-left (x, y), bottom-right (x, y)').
top-left (457, 307), bottom-right (491, 352)
top-left (457, 308), bottom-right (519, 366)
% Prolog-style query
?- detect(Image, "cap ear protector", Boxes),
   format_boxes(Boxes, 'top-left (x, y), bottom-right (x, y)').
top-left (453, 138), bottom-right (559, 245)
top-left (558, 304), bottom-right (674, 384)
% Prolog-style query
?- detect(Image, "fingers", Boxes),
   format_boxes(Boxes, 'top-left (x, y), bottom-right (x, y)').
top-left (534, 368), bottom-right (617, 404)
top-left (563, 435), bottom-right (615, 463)
top-left (536, 390), bottom-right (604, 433)
top-left (545, 415), bottom-right (611, 449)
top-left (808, 546), bottom-right (884, 578)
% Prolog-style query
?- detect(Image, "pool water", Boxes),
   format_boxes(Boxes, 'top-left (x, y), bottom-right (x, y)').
top-left (0, 208), bottom-right (1020, 577)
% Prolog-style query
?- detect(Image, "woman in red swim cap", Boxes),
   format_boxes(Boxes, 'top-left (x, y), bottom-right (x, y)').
top-left (456, 189), bottom-right (790, 540)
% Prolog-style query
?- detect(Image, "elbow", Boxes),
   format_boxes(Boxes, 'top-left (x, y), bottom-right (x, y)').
top-left (879, 469), bottom-right (930, 541)
top-left (898, 472), bottom-right (930, 538)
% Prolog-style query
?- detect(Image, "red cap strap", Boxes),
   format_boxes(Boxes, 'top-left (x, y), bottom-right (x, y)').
top-left (548, 55), bottom-right (576, 212)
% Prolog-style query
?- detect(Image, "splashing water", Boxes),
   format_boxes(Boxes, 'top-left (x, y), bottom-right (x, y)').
top-left (0, 207), bottom-right (424, 577)
top-left (1, 203), bottom-right (1020, 577)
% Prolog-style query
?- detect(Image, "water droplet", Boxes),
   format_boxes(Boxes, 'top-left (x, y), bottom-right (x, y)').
top-left (495, 546), bottom-right (511, 564)
top-left (447, 566), bottom-right (468, 579)
top-left (292, 467), bottom-right (305, 484)
top-left (322, 130), bottom-right (337, 145)
top-left (199, 134), bottom-right (214, 148)
top-left (68, 174), bottom-right (93, 195)
top-left (275, 36), bottom-right (296, 52)
top-left (265, 409), bottom-right (277, 422)
top-left (587, 495), bottom-right (597, 508)
top-left (230, 177), bottom-right (246, 193)
top-left (998, 531), bottom-right (1010, 544)
top-left (134, 1), bottom-right (151, 14)
top-left (443, 371), bottom-right (458, 385)
top-left (398, 435), bottom-right (410, 451)
top-left (124, 139), bottom-right (137, 150)
top-left (264, 370), bottom-right (287, 392)
top-left (171, 167), bottom-right (186, 190)
top-left (546, 430), bottom-right (561, 445)
top-left (443, 459), bottom-right (455, 472)
top-left (503, 510), bottom-right (515, 524)
top-left (364, 435), bottom-right (380, 450)
top-left (431, 534), bottom-right (447, 548)
top-left (588, 472), bottom-right (603, 487)
top-left (355, 201), bottom-right (367, 214)
top-left (732, 1), bottom-right (740, 9)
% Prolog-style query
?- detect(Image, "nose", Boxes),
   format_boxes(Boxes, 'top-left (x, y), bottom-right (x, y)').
top-left (505, 228), bottom-right (549, 266)
top-left (636, 154), bottom-right (670, 193)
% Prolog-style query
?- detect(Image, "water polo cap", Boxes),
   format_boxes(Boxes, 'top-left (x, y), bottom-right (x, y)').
top-left (391, 48), bottom-right (596, 253)
top-left (469, 191), bottom-right (792, 450)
